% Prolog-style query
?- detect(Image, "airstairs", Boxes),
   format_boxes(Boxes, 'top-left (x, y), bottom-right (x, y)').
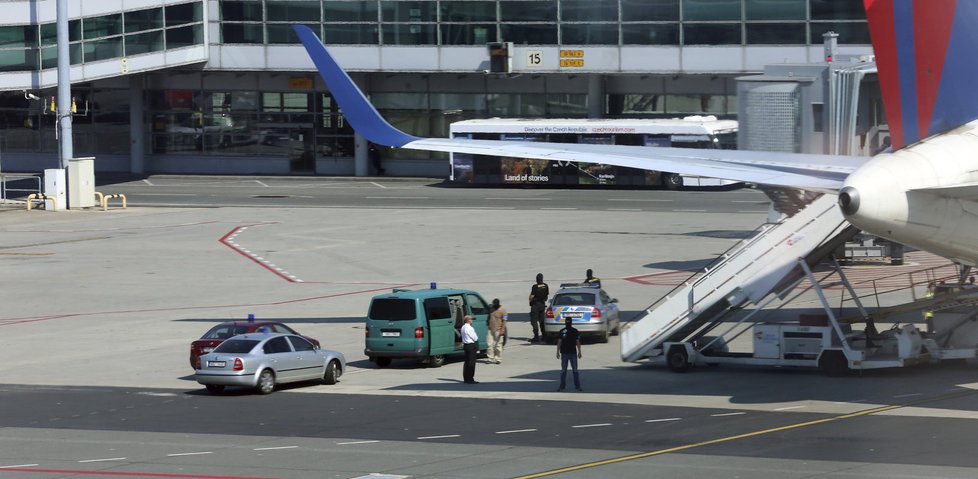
top-left (621, 194), bottom-right (855, 362)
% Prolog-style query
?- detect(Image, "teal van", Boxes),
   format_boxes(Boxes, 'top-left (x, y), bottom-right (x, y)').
top-left (365, 287), bottom-right (490, 367)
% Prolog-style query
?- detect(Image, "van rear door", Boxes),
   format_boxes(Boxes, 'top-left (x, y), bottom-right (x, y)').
top-left (424, 296), bottom-right (455, 355)
top-left (465, 293), bottom-right (491, 349)
top-left (367, 298), bottom-right (421, 353)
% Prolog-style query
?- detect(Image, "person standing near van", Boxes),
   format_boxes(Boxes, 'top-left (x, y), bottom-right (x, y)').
top-left (583, 269), bottom-right (600, 286)
top-left (461, 315), bottom-right (479, 384)
top-left (528, 273), bottom-right (549, 342)
top-left (555, 317), bottom-right (582, 391)
top-left (487, 299), bottom-right (507, 364)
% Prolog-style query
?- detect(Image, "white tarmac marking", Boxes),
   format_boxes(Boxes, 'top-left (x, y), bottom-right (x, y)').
top-left (495, 429), bottom-right (537, 434)
top-left (645, 418), bottom-right (682, 423)
top-left (541, 207), bottom-right (577, 210)
top-left (711, 412), bottom-right (746, 417)
top-left (255, 180), bottom-right (269, 187)
top-left (485, 197), bottom-right (551, 201)
top-left (253, 446), bottom-right (298, 451)
top-left (894, 393), bottom-right (922, 398)
top-left (365, 196), bottom-right (431, 199)
top-left (571, 423), bottom-right (612, 428)
top-left (337, 440), bottom-right (381, 445)
top-left (774, 405), bottom-right (807, 411)
top-left (78, 457), bottom-right (126, 463)
top-left (167, 451), bottom-right (213, 457)
top-left (142, 179), bottom-right (153, 186)
top-left (417, 435), bottom-right (460, 440)
top-left (136, 392), bottom-right (177, 397)
top-left (607, 198), bottom-right (673, 202)
top-left (370, 182), bottom-right (387, 189)
top-left (673, 209), bottom-right (707, 212)
top-left (738, 210), bottom-right (769, 213)
top-left (607, 208), bottom-right (642, 211)
top-left (0, 464), bottom-right (38, 468)
top-left (134, 193), bottom-right (198, 196)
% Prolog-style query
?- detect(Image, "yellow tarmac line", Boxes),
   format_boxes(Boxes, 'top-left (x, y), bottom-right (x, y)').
top-left (515, 388), bottom-right (978, 479)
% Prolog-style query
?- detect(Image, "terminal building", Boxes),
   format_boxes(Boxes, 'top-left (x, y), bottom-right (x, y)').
top-left (0, 0), bottom-right (873, 177)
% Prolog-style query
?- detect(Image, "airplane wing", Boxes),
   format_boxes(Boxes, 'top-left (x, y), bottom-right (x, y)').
top-left (293, 25), bottom-right (869, 194)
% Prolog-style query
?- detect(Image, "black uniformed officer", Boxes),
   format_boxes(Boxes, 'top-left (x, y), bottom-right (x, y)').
top-left (528, 272), bottom-right (549, 342)
top-left (583, 268), bottom-right (600, 286)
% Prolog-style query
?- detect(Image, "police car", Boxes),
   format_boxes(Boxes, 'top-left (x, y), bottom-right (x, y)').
top-left (542, 282), bottom-right (621, 343)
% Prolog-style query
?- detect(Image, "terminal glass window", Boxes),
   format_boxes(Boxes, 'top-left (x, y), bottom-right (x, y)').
top-left (501, 24), bottom-right (557, 44)
top-left (441, 1), bottom-right (496, 22)
top-left (0, 26), bottom-right (37, 49)
top-left (622, 24), bottom-right (679, 45)
top-left (84, 37), bottom-right (123, 62)
top-left (166, 25), bottom-right (204, 48)
top-left (325, 1), bottom-right (379, 21)
top-left (682, 0), bottom-right (741, 21)
top-left (562, 24), bottom-right (619, 45)
top-left (381, 1), bottom-right (437, 22)
top-left (221, 1), bottom-right (263, 21)
top-left (0, 49), bottom-right (37, 72)
top-left (268, 23), bottom-right (314, 43)
top-left (746, 0), bottom-right (805, 20)
top-left (684, 23), bottom-right (741, 45)
top-left (747, 24), bottom-right (807, 44)
top-left (560, 0), bottom-right (618, 22)
top-left (621, 0), bottom-right (678, 21)
top-left (126, 30), bottom-right (165, 55)
top-left (84, 14), bottom-right (123, 39)
top-left (166, 2), bottom-right (204, 26)
top-left (125, 8), bottom-right (164, 33)
top-left (223, 23), bottom-right (264, 43)
top-left (266, 0), bottom-right (321, 22)
top-left (324, 24), bottom-right (379, 44)
top-left (500, 1), bottom-right (556, 22)
top-left (40, 21), bottom-right (81, 44)
top-left (382, 24), bottom-right (437, 45)
top-left (811, 1), bottom-right (867, 20)
top-left (441, 24), bottom-right (496, 44)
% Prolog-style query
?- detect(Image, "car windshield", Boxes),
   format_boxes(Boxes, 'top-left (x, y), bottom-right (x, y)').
top-left (370, 298), bottom-right (416, 321)
top-left (202, 324), bottom-right (250, 339)
top-left (553, 293), bottom-right (595, 306)
top-left (213, 339), bottom-right (259, 353)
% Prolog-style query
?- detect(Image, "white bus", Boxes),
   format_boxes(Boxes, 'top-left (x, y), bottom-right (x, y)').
top-left (449, 116), bottom-right (738, 189)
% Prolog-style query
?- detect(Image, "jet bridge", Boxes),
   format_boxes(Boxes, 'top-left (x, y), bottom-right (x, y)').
top-left (621, 194), bottom-right (853, 363)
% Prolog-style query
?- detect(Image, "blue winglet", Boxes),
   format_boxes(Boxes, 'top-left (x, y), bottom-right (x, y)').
top-left (293, 25), bottom-right (418, 147)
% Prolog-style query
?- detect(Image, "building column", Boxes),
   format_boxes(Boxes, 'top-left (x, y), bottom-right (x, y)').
top-left (129, 74), bottom-right (145, 175)
top-left (354, 132), bottom-right (368, 177)
top-left (587, 74), bottom-right (604, 119)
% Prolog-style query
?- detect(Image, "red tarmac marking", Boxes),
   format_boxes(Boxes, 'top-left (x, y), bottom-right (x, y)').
top-left (218, 223), bottom-right (296, 282)
top-left (0, 468), bottom-right (275, 478)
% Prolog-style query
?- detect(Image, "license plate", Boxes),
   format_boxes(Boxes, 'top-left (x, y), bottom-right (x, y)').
top-left (207, 361), bottom-right (226, 367)
top-left (381, 331), bottom-right (400, 337)
top-left (563, 313), bottom-right (583, 318)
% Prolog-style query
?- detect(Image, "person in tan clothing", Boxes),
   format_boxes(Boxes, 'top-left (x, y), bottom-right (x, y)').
top-left (487, 298), bottom-right (507, 364)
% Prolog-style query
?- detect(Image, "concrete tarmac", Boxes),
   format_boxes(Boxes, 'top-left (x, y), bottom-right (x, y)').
top-left (2, 178), bottom-right (977, 479)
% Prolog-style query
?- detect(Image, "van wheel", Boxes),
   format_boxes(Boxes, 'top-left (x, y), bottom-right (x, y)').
top-left (428, 355), bottom-right (446, 368)
top-left (324, 360), bottom-right (340, 385)
top-left (374, 357), bottom-right (392, 368)
top-left (666, 346), bottom-right (691, 373)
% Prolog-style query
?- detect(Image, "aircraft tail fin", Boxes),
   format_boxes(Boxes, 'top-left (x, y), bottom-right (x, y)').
top-left (292, 25), bottom-right (418, 147)
top-left (865, 0), bottom-right (978, 150)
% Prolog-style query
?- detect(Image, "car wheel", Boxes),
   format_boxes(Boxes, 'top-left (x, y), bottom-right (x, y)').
top-left (612, 319), bottom-right (621, 336)
top-left (374, 357), bottom-right (392, 368)
top-left (324, 360), bottom-right (340, 385)
top-left (666, 346), bottom-right (691, 373)
top-left (428, 355), bottom-right (446, 368)
top-left (256, 369), bottom-right (276, 395)
top-left (599, 327), bottom-right (610, 343)
top-left (663, 173), bottom-right (683, 190)
top-left (205, 384), bottom-right (225, 394)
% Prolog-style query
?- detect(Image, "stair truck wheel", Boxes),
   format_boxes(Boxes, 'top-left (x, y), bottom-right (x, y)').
top-left (819, 350), bottom-right (850, 377)
top-left (666, 345), bottom-right (692, 373)
top-left (663, 173), bottom-right (684, 190)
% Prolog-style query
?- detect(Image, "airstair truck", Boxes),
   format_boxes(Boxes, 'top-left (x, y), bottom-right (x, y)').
top-left (620, 194), bottom-right (978, 375)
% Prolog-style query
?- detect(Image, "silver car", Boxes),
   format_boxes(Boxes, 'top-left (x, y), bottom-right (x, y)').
top-left (542, 283), bottom-right (621, 343)
top-left (195, 332), bottom-right (346, 395)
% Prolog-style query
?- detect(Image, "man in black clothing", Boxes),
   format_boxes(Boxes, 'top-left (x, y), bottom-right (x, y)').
top-left (528, 273), bottom-right (549, 342)
top-left (556, 317), bottom-right (582, 391)
top-left (583, 268), bottom-right (600, 286)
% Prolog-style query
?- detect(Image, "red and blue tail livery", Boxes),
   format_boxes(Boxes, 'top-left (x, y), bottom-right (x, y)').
top-left (865, 0), bottom-right (978, 150)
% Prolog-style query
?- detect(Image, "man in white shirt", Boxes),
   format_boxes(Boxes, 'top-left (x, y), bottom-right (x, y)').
top-left (460, 315), bottom-right (479, 384)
